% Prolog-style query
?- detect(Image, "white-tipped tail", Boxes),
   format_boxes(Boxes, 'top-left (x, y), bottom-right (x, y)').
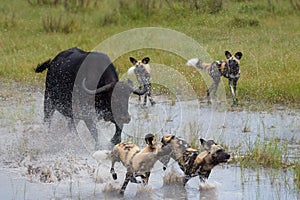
top-left (127, 66), bottom-right (136, 75)
top-left (186, 58), bottom-right (200, 67)
top-left (92, 150), bottom-right (110, 161)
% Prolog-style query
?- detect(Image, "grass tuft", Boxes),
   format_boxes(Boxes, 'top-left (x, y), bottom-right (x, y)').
top-left (238, 137), bottom-right (290, 169)
top-left (42, 14), bottom-right (76, 33)
top-left (294, 163), bottom-right (300, 189)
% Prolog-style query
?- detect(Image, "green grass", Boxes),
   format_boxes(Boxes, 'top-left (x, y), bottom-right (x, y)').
top-left (0, 0), bottom-right (299, 107)
top-left (294, 163), bottom-right (300, 189)
top-left (237, 137), bottom-right (290, 169)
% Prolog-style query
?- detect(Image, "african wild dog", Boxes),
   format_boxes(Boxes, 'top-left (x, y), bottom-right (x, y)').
top-left (96, 134), bottom-right (167, 194)
top-left (128, 57), bottom-right (155, 106)
top-left (187, 51), bottom-right (243, 105)
top-left (160, 134), bottom-right (230, 185)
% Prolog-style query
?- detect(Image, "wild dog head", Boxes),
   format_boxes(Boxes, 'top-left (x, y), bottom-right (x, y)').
top-left (225, 51), bottom-right (243, 77)
top-left (199, 138), bottom-right (230, 166)
top-left (142, 133), bottom-right (160, 153)
top-left (128, 57), bottom-right (151, 86)
top-left (182, 138), bottom-right (230, 184)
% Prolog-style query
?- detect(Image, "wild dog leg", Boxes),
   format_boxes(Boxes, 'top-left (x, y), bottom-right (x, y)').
top-left (199, 170), bottom-right (211, 182)
top-left (143, 90), bottom-right (147, 106)
top-left (120, 171), bottom-right (133, 194)
top-left (143, 172), bottom-right (151, 185)
top-left (147, 84), bottom-right (155, 106)
top-left (138, 86), bottom-right (142, 102)
top-left (207, 76), bottom-right (220, 103)
top-left (229, 78), bottom-right (238, 105)
top-left (183, 175), bottom-right (191, 186)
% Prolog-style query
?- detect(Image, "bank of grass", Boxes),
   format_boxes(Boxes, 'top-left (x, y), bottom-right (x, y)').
top-left (228, 137), bottom-right (300, 189)
top-left (234, 137), bottom-right (290, 168)
top-left (0, 0), bottom-right (299, 107)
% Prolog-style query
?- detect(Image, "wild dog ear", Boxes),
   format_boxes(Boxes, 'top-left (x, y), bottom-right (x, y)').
top-left (161, 134), bottom-right (175, 145)
top-left (234, 52), bottom-right (243, 60)
top-left (200, 138), bottom-right (206, 146)
top-left (142, 57), bottom-right (150, 64)
top-left (225, 51), bottom-right (232, 59)
top-left (145, 134), bottom-right (154, 145)
top-left (200, 138), bottom-right (216, 150)
top-left (130, 57), bottom-right (138, 65)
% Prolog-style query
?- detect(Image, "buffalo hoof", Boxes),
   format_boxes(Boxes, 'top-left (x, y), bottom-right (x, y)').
top-left (111, 137), bottom-right (121, 145)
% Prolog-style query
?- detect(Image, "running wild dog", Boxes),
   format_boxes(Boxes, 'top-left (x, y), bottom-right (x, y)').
top-left (93, 134), bottom-right (168, 194)
top-left (161, 134), bottom-right (230, 185)
top-left (128, 57), bottom-right (155, 106)
top-left (187, 51), bottom-right (243, 105)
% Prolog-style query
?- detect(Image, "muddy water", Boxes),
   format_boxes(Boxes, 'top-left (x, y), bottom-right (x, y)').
top-left (0, 81), bottom-right (299, 200)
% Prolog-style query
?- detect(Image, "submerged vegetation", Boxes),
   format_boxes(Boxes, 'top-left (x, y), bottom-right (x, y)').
top-left (0, 0), bottom-right (299, 107)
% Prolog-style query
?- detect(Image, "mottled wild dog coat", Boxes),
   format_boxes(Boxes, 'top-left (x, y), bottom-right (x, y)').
top-left (187, 51), bottom-right (243, 105)
top-left (161, 134), bottom-right (230, 185)
top-left (128, 57), bottom-right (155, 106)
top-left (109, 134), bottom-right (165, 194)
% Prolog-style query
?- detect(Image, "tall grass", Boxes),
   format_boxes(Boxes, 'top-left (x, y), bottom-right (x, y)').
top-left (294, 163), bottom-right (300, 189)
top-left (0, 0), bottom-right (299, 106)
top-left (238, 138), bottom-right (289, 168)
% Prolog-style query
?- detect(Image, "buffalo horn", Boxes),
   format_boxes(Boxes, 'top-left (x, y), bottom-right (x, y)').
top-left (82, 78), bottom-right (115, 95)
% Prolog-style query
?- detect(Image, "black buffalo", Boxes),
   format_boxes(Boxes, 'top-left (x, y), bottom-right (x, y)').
top-left (35, 47), bottom-right (147, 147)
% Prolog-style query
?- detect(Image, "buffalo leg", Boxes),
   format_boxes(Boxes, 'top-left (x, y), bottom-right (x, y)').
top-left (111, 123), bottom-right (123, 145)
top-left (84, 119), bottom-right (99, 149)
top-left (43, 94), bottom-right (55, 128)
top-left (67, 117), bottom-right (79, 135)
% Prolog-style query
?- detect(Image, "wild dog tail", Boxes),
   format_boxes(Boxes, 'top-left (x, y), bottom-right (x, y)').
top-left (92, 150), bottom-right (111, 161)
top-left (35, 59), bottom-right (51, 73)
top-left (186, 58), bottom-right (210, 70)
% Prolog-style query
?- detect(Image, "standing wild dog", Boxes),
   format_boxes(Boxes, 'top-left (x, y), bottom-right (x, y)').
top-left (100, 134), bottom-right (168, 194)
top-left (187, 51), bottom-right (243, 105)
top-left (128, 57), bottom-right (155, 106)
top-left (160, 134), bottom-right (230, 185)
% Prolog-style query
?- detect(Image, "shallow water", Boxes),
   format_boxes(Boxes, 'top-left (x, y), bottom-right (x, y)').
top-left (0, 81), bottom-right (299, 200)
